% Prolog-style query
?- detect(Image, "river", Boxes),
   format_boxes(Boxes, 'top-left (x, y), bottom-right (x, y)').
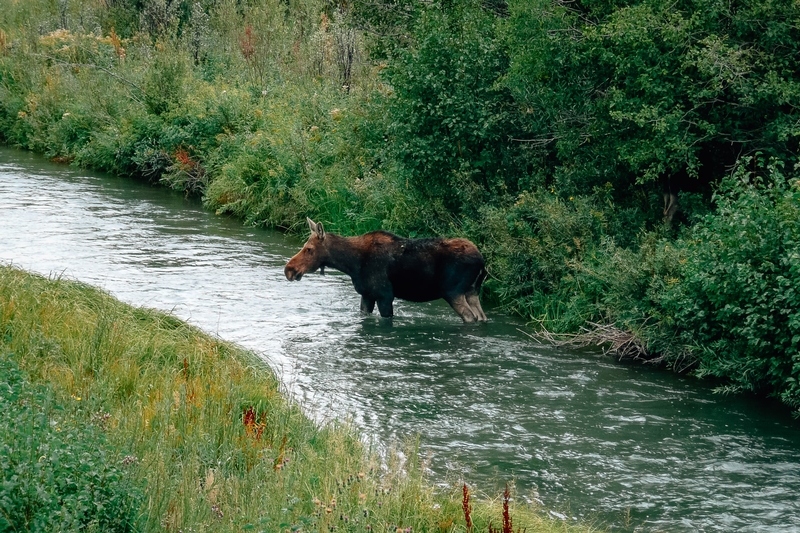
top-left (1, 145), bottom-right (799, 532)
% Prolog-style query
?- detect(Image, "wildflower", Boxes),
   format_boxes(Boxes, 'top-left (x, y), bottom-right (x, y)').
top-left (325, 508), bottom-right (333, 514)
top-left (62, 112), bottom-right (70, 118)
top-left (122, 455), bottom-right (138, 466)
top-left (92, 410), bottom-right (112, 429)
top-left (211, 504), bottom-right (223, 518)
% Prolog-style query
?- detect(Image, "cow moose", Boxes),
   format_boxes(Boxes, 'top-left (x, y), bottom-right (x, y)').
top-left (284, 218), bottom-right (488, 322)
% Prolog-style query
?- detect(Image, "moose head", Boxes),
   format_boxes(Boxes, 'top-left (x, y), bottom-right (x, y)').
top-left (284, 218), bottom-right (327, 281)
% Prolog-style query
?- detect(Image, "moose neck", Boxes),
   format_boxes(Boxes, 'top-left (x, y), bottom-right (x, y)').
top-left (322, 233), bottom-right (365, 278)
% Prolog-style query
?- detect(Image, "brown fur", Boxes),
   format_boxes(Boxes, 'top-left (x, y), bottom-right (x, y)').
top-left (285, 218), bottom-right (487, 322)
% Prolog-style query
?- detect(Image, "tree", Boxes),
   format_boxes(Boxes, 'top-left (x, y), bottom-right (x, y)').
top-left (383, 1), bottom-right (524, 216)
top-left (503, 0), bottom-right (800, 206)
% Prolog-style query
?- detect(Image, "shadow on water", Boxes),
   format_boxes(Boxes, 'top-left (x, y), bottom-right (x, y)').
top-left (2, 145), bottom-right (800, 532)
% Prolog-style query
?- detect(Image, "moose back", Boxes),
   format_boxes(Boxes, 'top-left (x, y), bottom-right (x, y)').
top-left (284, 218), bottom-right (487, 322)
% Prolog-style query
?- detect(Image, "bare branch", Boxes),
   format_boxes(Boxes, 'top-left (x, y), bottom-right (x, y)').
top-left (36, 54), bottom-right (144, 104)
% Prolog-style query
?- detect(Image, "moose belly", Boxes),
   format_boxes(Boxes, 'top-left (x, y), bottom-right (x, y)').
top-left (390, 275), bottom-right (442, 302)
top-left (392, 281), bottom-right (442, 302)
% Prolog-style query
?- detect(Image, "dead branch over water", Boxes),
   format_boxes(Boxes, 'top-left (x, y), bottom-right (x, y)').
top-left (519, 322), bottom-right (650, 361)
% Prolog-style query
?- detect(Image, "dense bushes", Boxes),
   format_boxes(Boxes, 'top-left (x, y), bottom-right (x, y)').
top-left (382, 6), bottom-right (522, 216)
top-left (503, 0), bottom-right (800, 199)
top-left (663, 159), bottom-right (800, 408)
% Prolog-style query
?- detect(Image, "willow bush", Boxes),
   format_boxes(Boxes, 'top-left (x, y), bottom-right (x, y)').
top-left (658, 159), bottom-right (800, 408)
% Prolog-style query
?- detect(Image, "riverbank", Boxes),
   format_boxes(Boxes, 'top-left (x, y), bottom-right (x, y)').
top-left (1, 0), bottom-right (799, 417)
top-left (0, 265), bottom-right (594, 532)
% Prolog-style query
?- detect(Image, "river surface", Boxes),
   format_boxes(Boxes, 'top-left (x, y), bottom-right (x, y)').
top-left (2, 145), bottom-right (799, 532)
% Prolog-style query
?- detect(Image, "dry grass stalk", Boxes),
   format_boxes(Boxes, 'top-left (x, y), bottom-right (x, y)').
top-left (519, 322), bottom-right (650, 361)
top-left (462, 483), bottom-right (473, 531)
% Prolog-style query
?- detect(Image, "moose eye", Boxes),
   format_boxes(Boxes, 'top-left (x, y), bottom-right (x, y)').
top-left (305, 248), bottom-right (312, 254)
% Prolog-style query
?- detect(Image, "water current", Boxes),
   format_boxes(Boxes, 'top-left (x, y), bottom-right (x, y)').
top-left (1, 145), bottom-right (799, 532)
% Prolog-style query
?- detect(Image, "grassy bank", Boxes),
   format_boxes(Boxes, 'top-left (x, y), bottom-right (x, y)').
top-left (0, 265), bottom-right (593, 533)
top-left (1, 0), bottom-right (799, 415)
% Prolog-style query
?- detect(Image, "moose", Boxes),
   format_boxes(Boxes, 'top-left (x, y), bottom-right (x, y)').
top-left (284, 218), bottom-right (488, 322)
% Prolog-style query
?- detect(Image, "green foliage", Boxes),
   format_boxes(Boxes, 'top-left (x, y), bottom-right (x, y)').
top-left (0, 353), bottom-right (141, 532)
top-left (203, 127), bottom-right (302, 226)
top-left (142, 48), bottom-right (190, 116)
top-left (503, 0), bottom-right (800, 198)
top-left (383, 2), bottom-right (524, 216)
top-left (466, 191), bottom-right (607, 329)
top-left (661, 158), bottom-right (800, 409)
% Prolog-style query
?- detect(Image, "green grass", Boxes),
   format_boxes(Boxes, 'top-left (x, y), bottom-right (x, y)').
top-left (0, 265), bottom-right (595, 533)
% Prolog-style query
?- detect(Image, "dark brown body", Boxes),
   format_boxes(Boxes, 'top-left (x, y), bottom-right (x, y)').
top-left (285, 218), bottom-right (487, 322)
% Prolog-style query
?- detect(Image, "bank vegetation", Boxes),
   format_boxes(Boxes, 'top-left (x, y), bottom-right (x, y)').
top-left (0, 265), bottom-right (592, 532)
top-left (0, 0), bottom-right (798, 414)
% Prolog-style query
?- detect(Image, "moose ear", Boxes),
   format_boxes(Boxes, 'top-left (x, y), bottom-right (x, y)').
top-left (306, 217), bottom-right (325, 240)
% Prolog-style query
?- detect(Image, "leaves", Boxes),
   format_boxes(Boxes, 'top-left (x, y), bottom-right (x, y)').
top-left (0, 353), bottom-right (141, 532)
top-left (666, 158), bottom-right (800, 410)
top-left (503, 0), bottom-right (800, 196)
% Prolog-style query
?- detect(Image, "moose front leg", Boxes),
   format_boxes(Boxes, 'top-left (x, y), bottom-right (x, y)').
top-left (376, 298), bottom-right (394, 318)
top-left (360, 296), bottom-right (376, 315)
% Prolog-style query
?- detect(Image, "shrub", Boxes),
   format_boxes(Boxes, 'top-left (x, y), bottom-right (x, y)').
top-left (0, 352), bottom-right (141, 532)
top-left (142, 48), bottom-right (190, 116)
top-left (382, 2), bottom-right (523, 217)
top-left (466, 191), bottom-right (607, 329)
top-left (663, 158), bottom-right (800, 409)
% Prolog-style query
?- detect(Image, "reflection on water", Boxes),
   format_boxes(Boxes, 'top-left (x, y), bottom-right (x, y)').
top-left (1, 145), bottom-right (799, 532)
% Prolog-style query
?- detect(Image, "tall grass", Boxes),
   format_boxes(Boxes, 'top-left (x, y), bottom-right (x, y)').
top-left (0, 0), bottom-right (422, 236)
top-left (0, 265), bottom-right (593, 533)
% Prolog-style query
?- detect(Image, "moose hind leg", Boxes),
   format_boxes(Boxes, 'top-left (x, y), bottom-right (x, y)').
top-left (360, 296), bottom-right (376, 315)
top-left (466, 292), bottom-right (487, 322)
top-left (447, 294), bottom-right (478, 323)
